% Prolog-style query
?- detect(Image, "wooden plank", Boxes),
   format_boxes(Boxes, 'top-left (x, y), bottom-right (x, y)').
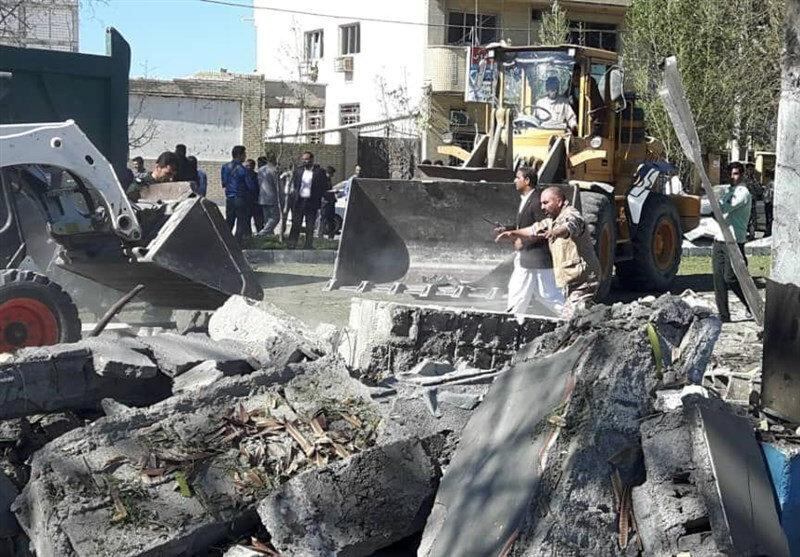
top-left (659, 57), bottom-right (764, 325)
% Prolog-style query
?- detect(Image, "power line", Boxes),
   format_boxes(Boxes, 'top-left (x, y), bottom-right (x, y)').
top-left (197, 0), bottom-right (534, 32)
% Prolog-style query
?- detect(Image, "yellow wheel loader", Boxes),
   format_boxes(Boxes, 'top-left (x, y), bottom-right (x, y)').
top-left (330, 45), bottom-right (701, 302)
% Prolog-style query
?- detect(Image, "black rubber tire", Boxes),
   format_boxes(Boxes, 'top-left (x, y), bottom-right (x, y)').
top-left (616, 193), bottom-right (682, 291)
top-left (580, 191), bottom-right (617, 301)
top-left (0, 269), bottom-right (81, 349)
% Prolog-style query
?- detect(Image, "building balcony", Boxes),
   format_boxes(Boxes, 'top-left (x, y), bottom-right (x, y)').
top-left (425, 45), bottom-right (468, 94)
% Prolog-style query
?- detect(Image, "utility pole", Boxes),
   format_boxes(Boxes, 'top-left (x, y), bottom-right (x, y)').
top-left (762, 0), bottom-right (800, 423)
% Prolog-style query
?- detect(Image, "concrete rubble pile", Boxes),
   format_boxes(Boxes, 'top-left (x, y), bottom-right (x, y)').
top-left (0, 293), bottom-right (794, 556)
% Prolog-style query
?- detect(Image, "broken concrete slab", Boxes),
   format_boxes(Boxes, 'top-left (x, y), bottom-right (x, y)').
top-left (12, 356), bottom-right (381, 557)
top-left (137, 332), bottom-right (257, 377)
top-left (171, 359), bottom-right (253, 394)
top-left (259, 437), bottom-right (440, 557)
top-left (342, 298), bottom-right (559, 384)
top-left (78, 336), bottom-right (158, 379)
top-left (209, 296), bottom-right (323, 367)
top-left (417, 295), bottom-right (715, 556)
top-left (418, 337), bottom-right (593, 557)
top-left (0, 344), bottom-right (172, 420)
top-left (633, 397), bottom-right (790, 557)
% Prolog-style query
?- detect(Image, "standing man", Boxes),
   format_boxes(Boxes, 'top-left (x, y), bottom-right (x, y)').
top-left (288, 151), bottom-right (328, 249)
top-left (256, 152), bottom-right (281, 236)
top-left (497, 186), bottom-right (600, 317)
top-left (221, 145), bottom-right (250, 243)
top-left (711, 162), bottom-right (753, 322)
top-left (763, 169), bottom-right (774, 237)
top-left (319, 166), bottom-right (337, 239)
top-left (186, 155), bottom-right (207, 196)
top-left (175, 144), bottom-right (192, 182)
top-left (494, 167), bottom-right (564, 317)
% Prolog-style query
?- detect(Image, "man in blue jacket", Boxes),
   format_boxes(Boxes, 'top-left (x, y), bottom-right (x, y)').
top-left (221, 145), bottom-right (254, 243)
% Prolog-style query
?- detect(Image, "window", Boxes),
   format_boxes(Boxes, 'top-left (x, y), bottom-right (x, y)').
top-left (305, 108), bottom-right (324, 144)
top-left (340, 23), bottom-right (360, 55)
top-left (446, 11), bottom-right (498, 46)
top-left (568, 21), bottom-right (618, 51)
top-left (339, 103), bottom-right (360, 126)
top-left (449, 109), bottom-right (471, 127)
top-left (304, 29), bottom-right (323, 60)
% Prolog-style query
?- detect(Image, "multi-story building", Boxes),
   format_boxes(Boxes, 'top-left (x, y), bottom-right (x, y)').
top-left (253, 0), bottom-right (630, 160)
top-left (0, 0), bottom-right (79, 52)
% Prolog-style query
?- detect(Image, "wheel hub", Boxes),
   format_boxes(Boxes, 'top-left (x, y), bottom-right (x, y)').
top-left (0, 297), bottom-right (59, 352)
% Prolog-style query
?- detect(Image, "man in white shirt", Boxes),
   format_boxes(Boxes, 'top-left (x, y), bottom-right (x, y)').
top-left (495, 166), bottom-right (564, 319)
top-left (534, 76), bottom-right (578, 133)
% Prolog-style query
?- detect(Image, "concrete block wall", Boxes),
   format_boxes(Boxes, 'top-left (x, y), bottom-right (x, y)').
top-left (342, 298), bottom-right (559, 383)
top-left (264, 141), bottom-right (346, 179)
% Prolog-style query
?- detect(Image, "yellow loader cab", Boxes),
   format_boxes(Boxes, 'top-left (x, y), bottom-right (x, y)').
top-left (420, 44), bottom-right (701, 296)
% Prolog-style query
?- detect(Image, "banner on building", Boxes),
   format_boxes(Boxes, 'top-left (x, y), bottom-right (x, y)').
top-left (465, 46), bottom-right (496, 103)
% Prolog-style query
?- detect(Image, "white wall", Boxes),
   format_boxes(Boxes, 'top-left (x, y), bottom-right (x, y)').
top-left (128, 94), bottom-right (243, 161)
top-left (254, 0), bottom-right (429, 144)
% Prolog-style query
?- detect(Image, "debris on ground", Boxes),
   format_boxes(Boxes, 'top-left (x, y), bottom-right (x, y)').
top-left (0, 290), bottom-right (794, 556)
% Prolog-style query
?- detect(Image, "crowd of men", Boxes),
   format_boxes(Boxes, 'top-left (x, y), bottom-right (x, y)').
top-left (126, 145), bottom-right (359, 248)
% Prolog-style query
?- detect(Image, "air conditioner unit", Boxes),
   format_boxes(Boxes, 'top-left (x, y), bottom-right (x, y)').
top-left (334, 56), bottom-right (354, 73)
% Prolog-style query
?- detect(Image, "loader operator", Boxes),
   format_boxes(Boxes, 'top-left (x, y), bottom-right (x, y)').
top-left (496, 186), bottom-right (600, 318)
top-left (495, 167), bottom-right (564, 318)
top-left (534, 76), bottom-right (578, 133)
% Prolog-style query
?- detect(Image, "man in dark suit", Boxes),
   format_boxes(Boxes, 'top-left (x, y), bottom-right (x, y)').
top-left (495, 166), bottom-right (564, 317)
top-left (288, 151), bottom-right (329, 249)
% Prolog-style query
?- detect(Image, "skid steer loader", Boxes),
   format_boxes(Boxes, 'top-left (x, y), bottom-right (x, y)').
top-left (0, 121), bottom-right (262, 352)
top-left (330, 45), bottom-right (701, 302)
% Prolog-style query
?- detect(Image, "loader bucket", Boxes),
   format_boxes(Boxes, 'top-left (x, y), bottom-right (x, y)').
top-left (332, 179), bottom-right (521, 288)
top-left (60, 197), bottom-right (262, 309)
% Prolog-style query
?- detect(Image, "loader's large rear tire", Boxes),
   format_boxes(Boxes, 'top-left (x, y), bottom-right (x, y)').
top-left (580, 191), bottom-right (616, 301)
top-left (616, 193), bottom-right (682, 291)
top-left (0, 270), bottom-right (81, 352)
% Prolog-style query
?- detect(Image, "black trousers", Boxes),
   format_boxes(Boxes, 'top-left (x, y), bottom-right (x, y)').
top-left (765, 202), bottom-right (773, 236)
top-left (288, 197), bottom-right (318, 248)
top-left (225, 197), bottom-right (237, 231)
top-left (232, 196), bottom-right (251, 244)
top-left (712, 241), bottom-right (750, 319)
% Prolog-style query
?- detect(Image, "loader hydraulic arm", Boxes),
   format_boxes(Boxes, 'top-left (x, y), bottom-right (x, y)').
top-left (0, 121), bottom-right (142, 241)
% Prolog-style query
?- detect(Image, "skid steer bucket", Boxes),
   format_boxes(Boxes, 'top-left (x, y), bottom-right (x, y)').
top-left (60, 197), bottom-right (263, 309)
top-left (332, 179), bottom-right (521, 289)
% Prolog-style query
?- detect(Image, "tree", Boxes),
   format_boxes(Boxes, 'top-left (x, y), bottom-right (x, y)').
top-left (623, 0), bottom-right (785, 182)
top-left (539, 0), bottom-right (570, 45)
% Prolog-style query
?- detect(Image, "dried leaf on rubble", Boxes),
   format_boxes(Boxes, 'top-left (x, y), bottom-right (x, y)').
top-left (174, 470), bottom-right (192, 498)
top-left (245, 468), bottom-right (266, 488)
top-left (309, 415), bottom-right (327, 437)
top-left (140, 467), bottom-right (167, 479)
top-left (285, 421), bottom-right (315, 457)
top-left (332, 442), bottom-right (351, 459)
top-left (547, 415), bottom-right (567, 427)
top-left (100, 455), bottom-right (128, 473)
top-left (339, 412), bottom-right (362, 428)
top-left (110, 490), bottom-right (128, 523)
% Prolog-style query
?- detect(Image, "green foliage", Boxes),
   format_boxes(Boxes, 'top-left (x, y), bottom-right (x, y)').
top-left (539, 0), bottom-right (570, 45)
top-left (623, 0), bottom-right (784, 179)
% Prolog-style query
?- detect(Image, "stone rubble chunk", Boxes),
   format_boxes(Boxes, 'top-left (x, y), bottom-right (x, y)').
top-left (171, 359), bottom-right (254, 394)
top-left (223, 545), bottom-right (267, 557)
top-left (0, 471), bottom-right (19, 537)
top-left (209, 296), bottom-right (323, 367)
top-left (137, 332), bottom-right (256, 377)
top-left (11, 357), bottom-right (376, 557)
top-left (258, 437), bottom-right (440, 557)
top-left (79, 336), bottom-right (158, 379)
top-left (0, 344), bottom-right (171, 420)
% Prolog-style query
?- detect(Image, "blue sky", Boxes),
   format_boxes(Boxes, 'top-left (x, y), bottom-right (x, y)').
top-left (80, 0), bottom-right (256, 78)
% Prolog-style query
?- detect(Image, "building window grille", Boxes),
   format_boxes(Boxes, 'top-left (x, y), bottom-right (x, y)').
top-left (339, 103), bottom-right (360, 126)
top-left (304, 29), bottom-right (324, 60)
top-left (340, 23), bottom-right (360, 55)
top-left (446, 11), bottom-right (498, 46)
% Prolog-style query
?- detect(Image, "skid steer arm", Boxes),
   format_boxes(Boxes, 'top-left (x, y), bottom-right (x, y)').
top-left (0, 121), bottom-right (141, 241)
